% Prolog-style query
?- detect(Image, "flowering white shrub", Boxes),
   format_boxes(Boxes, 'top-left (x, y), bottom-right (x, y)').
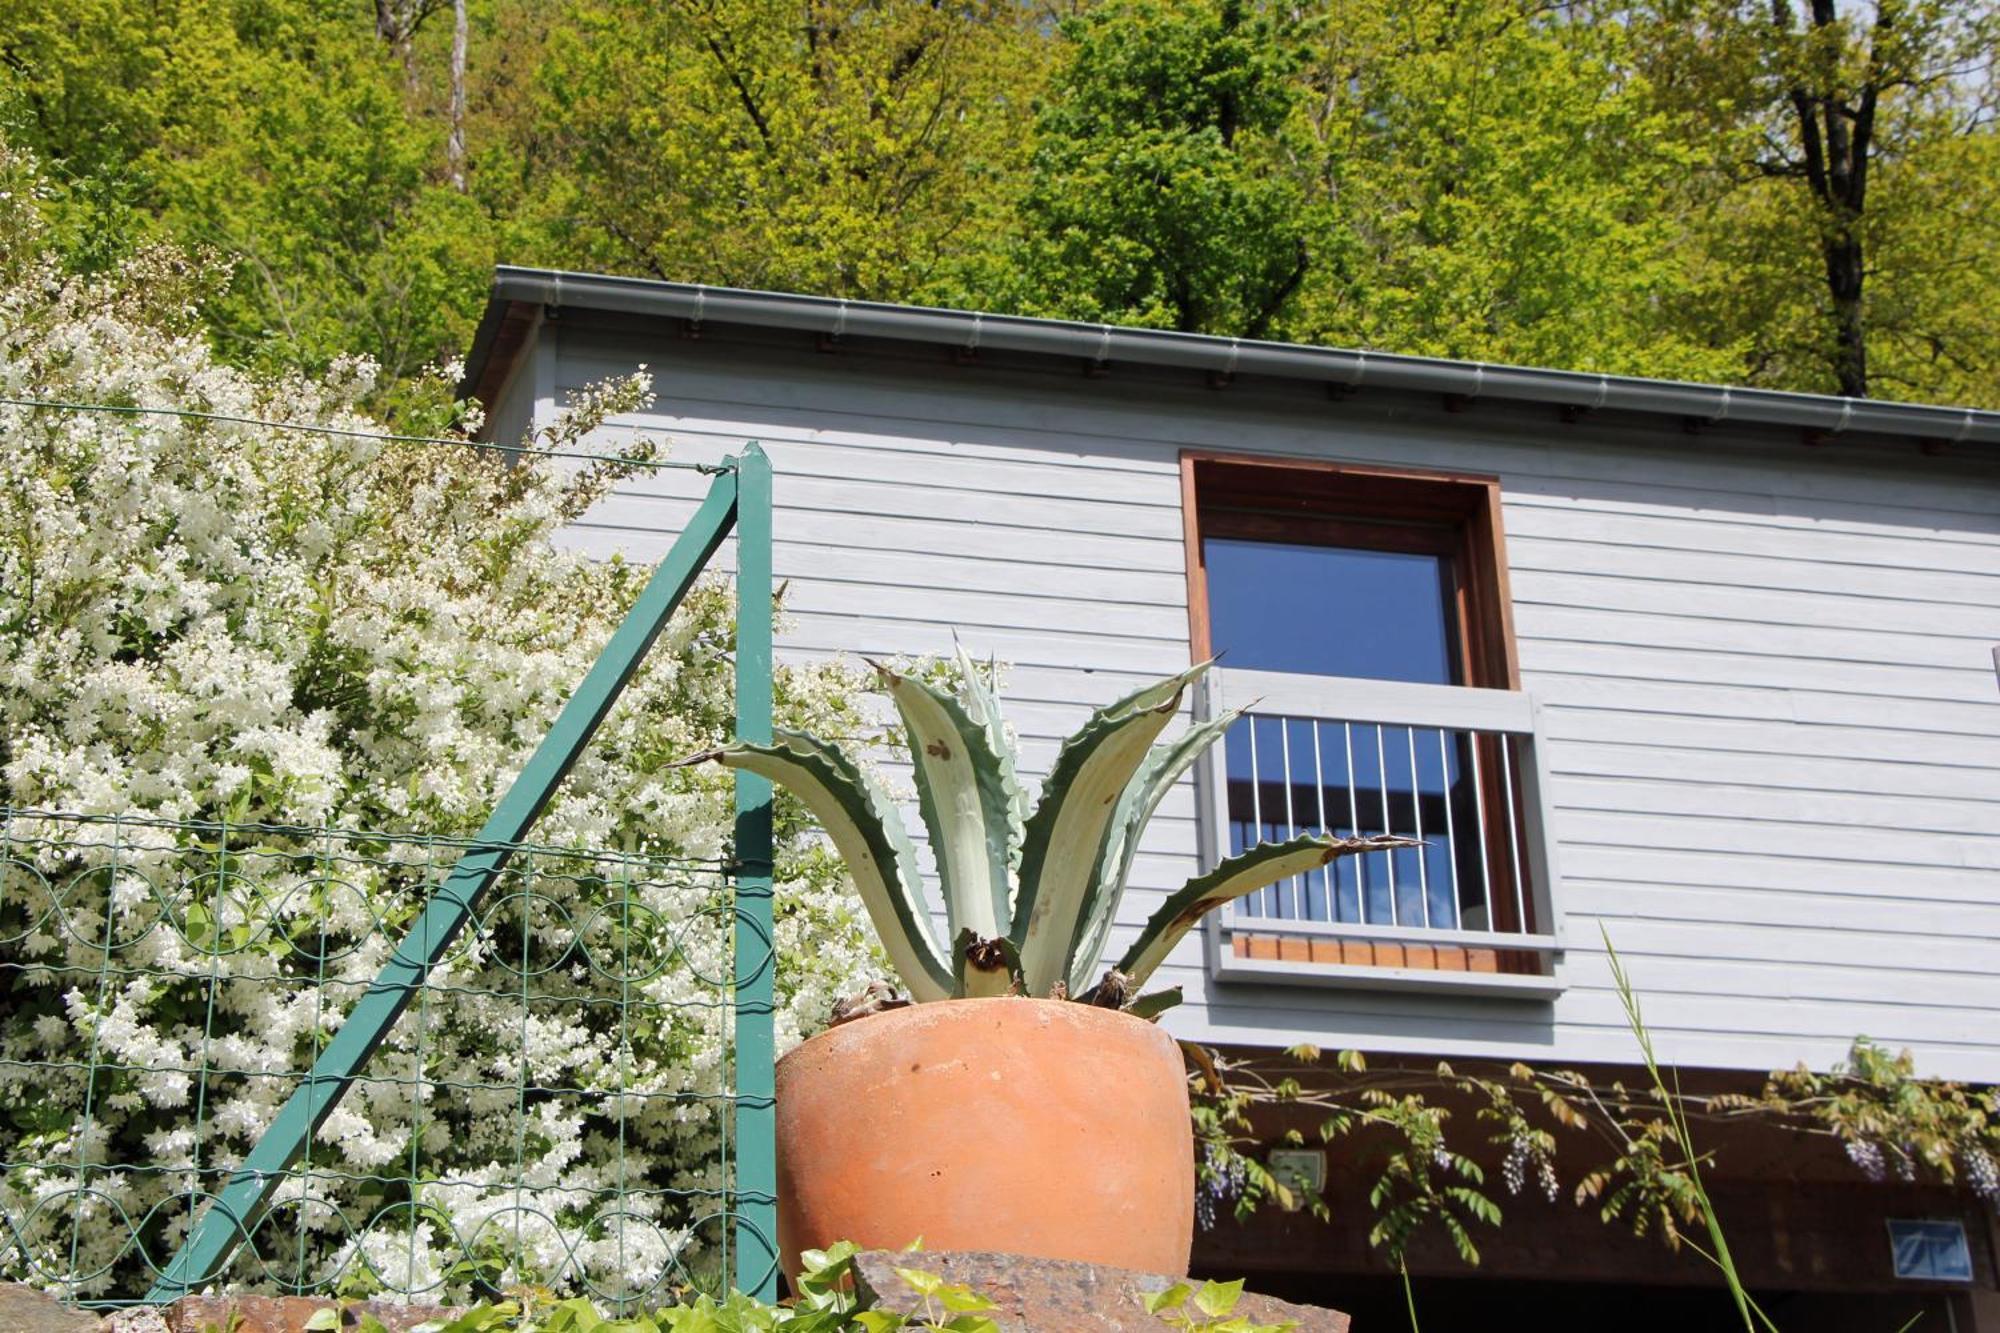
top-left (0, 142), bottom-right (883, 1301)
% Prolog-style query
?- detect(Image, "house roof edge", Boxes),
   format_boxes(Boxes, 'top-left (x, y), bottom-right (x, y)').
top-left (460, 266), bottom-right (2000, 452)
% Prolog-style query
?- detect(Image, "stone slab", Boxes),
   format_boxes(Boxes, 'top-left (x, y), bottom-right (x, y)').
top-left (0, 1285), bottom-right (100, 1333)
top-left (852, 1250), bottom-right (1349, 1333)
top-left (96, 1294), bottom-right (458, 1332)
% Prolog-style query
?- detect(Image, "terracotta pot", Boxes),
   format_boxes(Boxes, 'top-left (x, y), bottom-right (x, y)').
top-left (775, 997), bottom-right (1194, 1282)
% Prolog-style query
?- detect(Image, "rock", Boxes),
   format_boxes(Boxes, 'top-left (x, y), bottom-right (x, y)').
top-left (851, 1250), bottom-right (1349, 1333)
top-left (98, 1294), bottom-right (459, 1332)
top-left (0, 1284), bottom-right (99, 1333)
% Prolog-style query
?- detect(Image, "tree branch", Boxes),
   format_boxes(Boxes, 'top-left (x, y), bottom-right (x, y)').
top-left (697, 15), bottom-right (775, 154)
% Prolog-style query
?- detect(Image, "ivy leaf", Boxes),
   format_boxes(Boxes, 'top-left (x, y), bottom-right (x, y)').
top-left (936, 1284), bottom-right (997, 1314)
top-left (1193, 1278), bottom-right (1245, 1318)
top-left (940, 1317), bottom-right (1001, 1333)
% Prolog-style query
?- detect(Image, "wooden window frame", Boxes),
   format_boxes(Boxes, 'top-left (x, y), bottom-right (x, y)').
top-left (1180, 451), bottom-right (1541, 967)
top-left (1180, 451), bottom-right (1521, 691)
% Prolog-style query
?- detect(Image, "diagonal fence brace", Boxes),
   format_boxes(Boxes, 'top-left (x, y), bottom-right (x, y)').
top-left (149, 455), bottom-right (758, 1301)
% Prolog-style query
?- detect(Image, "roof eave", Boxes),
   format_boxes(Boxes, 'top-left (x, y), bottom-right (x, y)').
top-left (459, 266), bottom-right (2000, 451)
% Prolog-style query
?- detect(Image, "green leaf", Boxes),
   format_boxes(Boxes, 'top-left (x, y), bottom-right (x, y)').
top-left (776, 1310), bottom-right (851, 1333)
top-left (304, 1311), bottom-right (342, 1332)
top-left (1067, 703), bottom-right (1240, 994)
top-left (687, 733), bottom-right (952, 1000)
top-left (1011, 664), bottom-right (1204, 996)
top-left (854, 1311), bottom-right (912, 1333)
top-left (1194, 1279), bottom-right (1245, 1318)
top-left (940, 1317), bottom-right (1001, 1333)
top-left (936, 1284), bottom-right (997, 1314)
top-left (1143, 1283), bottom-right (1192, 1315)
top-left (874, 660), bottom-right (1016, 942)
top-left (799, 1238), bottom-right (860, 1276)
top-left (1117, 832), bottom-right (1416, 987)
top-left (895, 1266), bottom-right (946, 1297)
top-left (428, 1302), bottom-right (526, 1333)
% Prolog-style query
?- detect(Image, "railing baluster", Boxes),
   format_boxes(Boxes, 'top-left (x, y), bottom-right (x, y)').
top-left (1311, 720), bottom-right (1331, 921)
top-left (1280, 718), bottom-right (1297, 920)
top-left (1408, 725), bottom-right (1429, 929)
top-left (1344, 722), bottom-right (1361, 923)
top-left (1246, 719), bottom-right (1263, 916)
top-left (1502, 735), bottom-right (1529, 935)
top-left (1437, 728), bottom-right (1460, 930)
top-left (1470, 732), bottom-right (1494, 933)
top-left (1376, 723), bottom-right (1396, 926)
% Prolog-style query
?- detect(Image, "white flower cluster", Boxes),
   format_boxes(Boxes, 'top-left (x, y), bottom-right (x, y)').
top-left (0, 143), bottom-right (884, 1302)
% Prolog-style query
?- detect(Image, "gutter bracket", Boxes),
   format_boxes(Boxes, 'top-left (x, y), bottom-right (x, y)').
top-left (1327, 351), bottom-right (1367, 399)
top-left (952, 312), bottom-right (982, 365)
top-left (1444, 362), bottom-right (1484, 413)
top-left (684, 284), bottom-right (707, 340)
top-left (1208, 338), bottom-right (1241, 389)
top-left (1561, 375), bottom-right (1611, 424)
top-left (818, 299), bottom-right (850, 354)
top-left (1083, 324), bottom-right (1113, 378)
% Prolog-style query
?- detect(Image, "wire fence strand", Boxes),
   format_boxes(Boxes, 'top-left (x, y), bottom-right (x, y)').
top-left (0, 807), bottom-right (762, 1310)
top-left (0, 395), bottom-right (730, 474)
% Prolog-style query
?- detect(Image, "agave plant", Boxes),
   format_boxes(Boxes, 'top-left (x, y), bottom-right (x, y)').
top-left (686, 649), bottom-right (1410, 1015)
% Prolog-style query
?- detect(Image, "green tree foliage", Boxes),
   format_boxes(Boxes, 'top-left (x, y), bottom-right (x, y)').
top-left (999, 0), bottom-right (1317, 337)
top-left (1283, 0), bottom-right (1746, 381)
top-left (2, 0), bottom-right (1996, 404)
top-left (1, 1), bottom-right (494, 402)
top-left (530, 0), bottom-right (1044, 301)
top-left (1628, 0), bottom-right (2000, 403)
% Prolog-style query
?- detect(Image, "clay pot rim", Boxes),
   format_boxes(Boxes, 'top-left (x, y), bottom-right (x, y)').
top-left (781, 995), bottom-right (1170, 1067)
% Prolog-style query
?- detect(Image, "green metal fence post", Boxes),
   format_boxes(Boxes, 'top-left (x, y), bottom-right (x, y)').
top-left (147, 466), bottom-right (744, 1302)
top-left (731, 444), bottom-right (779, 1300)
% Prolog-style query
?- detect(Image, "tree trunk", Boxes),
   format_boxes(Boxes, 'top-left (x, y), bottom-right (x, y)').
top-left (448, 0), bottom-right (468, 192)
top-left (1823, 227), bottom-right (1866, 398)
top-left (376, 0), bottom-right (422, 96)
top-left (1784, 0), bottom-right (1872, 396)
top-left (1780, 0), bottom-right (1880, 398)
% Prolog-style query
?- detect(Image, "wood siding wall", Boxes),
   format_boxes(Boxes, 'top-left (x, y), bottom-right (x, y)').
top-left (532, 323), bottom-right (2000, 1080)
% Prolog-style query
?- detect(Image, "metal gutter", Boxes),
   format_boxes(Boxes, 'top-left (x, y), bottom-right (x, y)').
top-left (463, 266), bottom-right (2000, 450)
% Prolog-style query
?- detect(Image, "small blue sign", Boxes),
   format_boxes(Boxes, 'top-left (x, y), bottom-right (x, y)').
top-left (1887, 1219), bottom-right (1973, 1282)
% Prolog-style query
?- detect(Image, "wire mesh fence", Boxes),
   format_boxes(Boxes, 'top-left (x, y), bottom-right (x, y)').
top-left (0, 807), bottom-right (768, 1309)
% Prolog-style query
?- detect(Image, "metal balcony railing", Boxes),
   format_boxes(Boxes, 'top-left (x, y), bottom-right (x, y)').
top-left (1198, 669), bottom-right (1564, 994)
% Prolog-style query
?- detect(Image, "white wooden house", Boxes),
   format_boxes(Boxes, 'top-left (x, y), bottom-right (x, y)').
top-left (464, 269), bottom-right (2000, 1329)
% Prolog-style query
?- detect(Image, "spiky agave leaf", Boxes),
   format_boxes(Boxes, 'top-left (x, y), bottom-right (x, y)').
top-left (953, 638), bottom-right (1027, 872)
top-left (1125, 987), bottom-right (1184, 1020)
top-left (1010, 663), bottom-right (1209, 997)
top-left (1116, 833), bottom-right (1417, 988)
top-left (1099, 658), bottom-right (1216, 716)
top-left (685, 732), bottom-right (954, 1001)
top-left (1065, 705), bottom-right (1244, 995)
top-left (870, 659), bottom-right (1014, 942)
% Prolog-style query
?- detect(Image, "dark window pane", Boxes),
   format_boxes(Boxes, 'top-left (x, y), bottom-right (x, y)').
top-left (1204, 537), bottom-right (1459, 684)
